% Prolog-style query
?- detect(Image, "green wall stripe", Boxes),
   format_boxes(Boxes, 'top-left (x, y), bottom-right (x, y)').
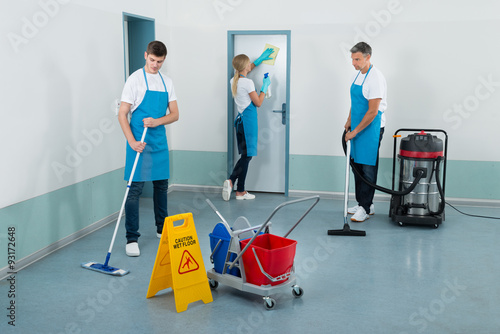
top-left (171, 150), bottom-right (227, 186)
top-left (445, 160), bottom-right (500, 199)
top-left (0, 169), bottom-right (125, 268)
top-left (289, 155), bottom-right (500, 200)
top-left (168, 150), bottom-right (500, 201)
top-left (289, 155), bottom-right (393, 193)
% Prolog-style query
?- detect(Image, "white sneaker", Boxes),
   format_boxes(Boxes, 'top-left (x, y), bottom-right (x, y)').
top-left (351, 206), bottom-right (369, 222)
top-left (347, 204), bottom-right (375, 215)
top-left (236, 192), bottom-right (256, 200)
top-left (126, 242), bottom-right (140, 257)
top-left (157, 233), bottom-right (162, 239)
top-left (222, 180), bottom-right (232, 201)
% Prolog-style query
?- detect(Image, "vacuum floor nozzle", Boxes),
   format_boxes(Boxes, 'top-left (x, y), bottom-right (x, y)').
top-left (328, 222), bottom-right (366, 236)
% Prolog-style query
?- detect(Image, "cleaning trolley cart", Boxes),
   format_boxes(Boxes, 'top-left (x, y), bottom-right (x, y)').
top-left (206, 195), bottom-right (320, 310)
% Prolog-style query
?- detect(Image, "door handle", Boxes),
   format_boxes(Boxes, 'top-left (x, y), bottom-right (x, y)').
top-left (273, 103), bottom-right (286, 125)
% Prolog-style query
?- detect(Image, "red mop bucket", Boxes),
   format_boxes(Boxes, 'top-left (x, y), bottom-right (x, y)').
top-left (240, 234), bottom-right (297, 286)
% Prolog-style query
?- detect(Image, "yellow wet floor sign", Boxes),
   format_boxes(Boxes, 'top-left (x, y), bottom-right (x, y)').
top-left (147, 213), bottom-right (213, 312)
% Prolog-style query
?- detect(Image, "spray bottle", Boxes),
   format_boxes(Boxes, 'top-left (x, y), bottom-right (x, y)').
top-left (264, 73), bottom-right (271, 99)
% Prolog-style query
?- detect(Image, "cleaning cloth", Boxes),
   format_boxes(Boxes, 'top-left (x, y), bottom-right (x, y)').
top-left (261, 43), bottom-right (280, 66)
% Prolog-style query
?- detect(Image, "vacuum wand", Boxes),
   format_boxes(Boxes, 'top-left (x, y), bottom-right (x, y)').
top-left (343, 139), bottom-right (350, 220)
top-left (328, 140), bottom-right (366, 236)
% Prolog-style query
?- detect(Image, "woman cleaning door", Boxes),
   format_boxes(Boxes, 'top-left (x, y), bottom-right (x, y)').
top-left (222, 48), bottom-right (273, 201)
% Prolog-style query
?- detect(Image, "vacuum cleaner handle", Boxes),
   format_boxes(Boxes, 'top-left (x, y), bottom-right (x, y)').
top-left (327, 136), bottom-right (366, 237)
top-left (344, 140), bottom-right (351, 219)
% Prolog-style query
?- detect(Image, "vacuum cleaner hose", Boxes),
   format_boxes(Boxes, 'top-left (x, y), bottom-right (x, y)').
top-left (428, 156), bottom-right (446, 215)
top-left (341, 130), bottom-right (424, 196)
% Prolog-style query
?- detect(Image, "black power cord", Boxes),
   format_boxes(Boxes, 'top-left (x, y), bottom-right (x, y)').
top-left (445, 202), bottom-right (500, 220)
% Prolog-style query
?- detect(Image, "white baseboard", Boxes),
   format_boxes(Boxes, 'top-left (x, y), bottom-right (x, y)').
top-left (168, 183), bottom-right (221, 194)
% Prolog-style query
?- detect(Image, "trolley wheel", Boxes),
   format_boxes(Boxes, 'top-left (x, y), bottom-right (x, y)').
top-left (398, 222), bottom-right (404, 227)
top-left (263, 297), bottom-right (276, 310)
top-left (208, 279), bottom-right (218, 290)
top-left (292, 285), bottom-right (304, 298)
top-left (433, 224), bottom-right (439, 229)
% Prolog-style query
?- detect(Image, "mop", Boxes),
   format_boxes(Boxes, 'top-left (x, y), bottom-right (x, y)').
top-left (81, 127), bottom-right (148, 276)
top-left (327, 139), bottom-right (366, 236)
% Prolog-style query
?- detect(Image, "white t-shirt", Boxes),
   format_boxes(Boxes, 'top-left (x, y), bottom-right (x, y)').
top-left (230, 77), bottom-right (256, 113)
top-left (352, 65), bottom-right (387, 127)
top-left (121, 68), bottom-right (177, 113)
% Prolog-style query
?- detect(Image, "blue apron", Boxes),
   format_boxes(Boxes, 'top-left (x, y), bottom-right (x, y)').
top-left (350, 65), bottom-right (382, 166)
top-left (235, 101), bottom-right (258, 157)
top-left (124, 68), bottom-right (170, 181)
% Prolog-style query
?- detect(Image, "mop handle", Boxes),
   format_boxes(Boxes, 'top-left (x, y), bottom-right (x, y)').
top-left (107, 127), bottom-right (148, 255)
top-left (205, 199), bottom-right (232, 231)
top-left (343, 140), bottom-right (351, 219)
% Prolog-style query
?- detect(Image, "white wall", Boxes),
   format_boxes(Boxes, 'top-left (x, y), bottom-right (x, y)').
top-left (2, 0), bottom-right (499, 208)
top-left (166, 0), bottom-right (500, 160)
top-left (0, 0), bottom-right (169, 208)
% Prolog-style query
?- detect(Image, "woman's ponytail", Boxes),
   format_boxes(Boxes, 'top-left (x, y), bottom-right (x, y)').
top-left (231, 54), bottom-right (250, 98)
top-left (231, 70), bottom-right (240, 97)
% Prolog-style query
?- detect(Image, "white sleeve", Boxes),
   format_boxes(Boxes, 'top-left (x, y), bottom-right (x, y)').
top-left (120, 74), bottom-right (137, 105)
top-left (363, 68), bottom-right (388, 114)
top-left (365, 70), bottom-right (386, 100)
top-left (242, 78), bottom-right (256, 94)
top-left (165, 78), bottom-right (177, 102)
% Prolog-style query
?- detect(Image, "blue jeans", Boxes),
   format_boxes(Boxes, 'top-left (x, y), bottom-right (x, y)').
top-left (125, 179), bottom-right (168, 243)
top-left (230, 119), bottom-right (252, 192)
top-left (352, 128), bottom-right (384, 214)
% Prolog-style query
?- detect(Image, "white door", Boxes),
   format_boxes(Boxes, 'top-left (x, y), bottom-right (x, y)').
top-left (232, 34), bottom-right (288, 193)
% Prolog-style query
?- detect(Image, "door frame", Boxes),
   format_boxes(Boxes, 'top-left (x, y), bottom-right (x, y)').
top-left (122, 13), bottom-right (155, 81)
top-left (122, 12), bottom-right (155, 196)
top-left (227, 30), bottom-right (291, 196)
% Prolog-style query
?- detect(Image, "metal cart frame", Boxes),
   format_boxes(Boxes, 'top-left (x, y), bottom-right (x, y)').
top-left (206, 195), bottom-right (320, 310)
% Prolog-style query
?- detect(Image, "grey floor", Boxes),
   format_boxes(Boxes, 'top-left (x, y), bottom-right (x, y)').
top-left (1, 191), bottom-right (500, 334)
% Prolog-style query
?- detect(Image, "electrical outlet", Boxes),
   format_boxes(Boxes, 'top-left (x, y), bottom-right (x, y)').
top-left (112, 98), bottom-right (121, 116)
